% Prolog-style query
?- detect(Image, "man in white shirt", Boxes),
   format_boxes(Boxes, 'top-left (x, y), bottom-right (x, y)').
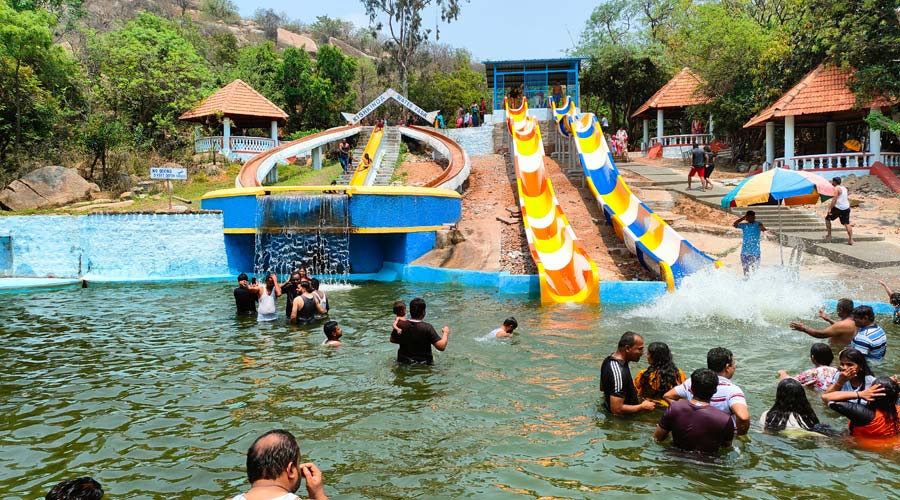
top-left (231, 430), bottom-right (327, 500)
top-left (825, 176), bottom-right (853, 245)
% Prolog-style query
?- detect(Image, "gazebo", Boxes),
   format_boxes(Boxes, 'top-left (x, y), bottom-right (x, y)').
top-left (483, 57), bottom-right (586, 121)
top-left (632, 67), bottom-right (712, 157)
top-left (743, 63), bottom-right (897, 177)
top-left (179, 79), bottom-right (289, 162)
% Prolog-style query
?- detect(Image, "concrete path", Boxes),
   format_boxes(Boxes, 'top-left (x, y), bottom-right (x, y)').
top-left (619, 160), bottom-right (900, 269)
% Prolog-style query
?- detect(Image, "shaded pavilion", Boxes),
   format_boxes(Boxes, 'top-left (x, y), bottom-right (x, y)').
top-left (179, 79), bottom-right (289, 162)
top-left (743, 63), bottom-right (897, 176)
top-left (631, 67), bottom-right (712, 155)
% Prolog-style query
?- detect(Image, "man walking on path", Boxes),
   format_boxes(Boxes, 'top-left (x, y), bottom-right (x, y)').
top-left (600, 331), bottom-right (656, 416)
top-left (733, 211), bottom-right (767, 276)
top-left (825, 177), bottom-right (853, 245)
top-left (688, 143), bottom-right (706, 191)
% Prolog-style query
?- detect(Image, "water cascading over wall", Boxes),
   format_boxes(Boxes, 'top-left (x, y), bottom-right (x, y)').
top-left (254, 194), bottom-right (351, 280)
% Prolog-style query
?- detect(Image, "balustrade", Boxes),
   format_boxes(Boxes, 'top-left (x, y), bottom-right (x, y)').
top-left (649, 134), bottom-right (712, 147)
top-left (194, 136), bottom-right (277, 155)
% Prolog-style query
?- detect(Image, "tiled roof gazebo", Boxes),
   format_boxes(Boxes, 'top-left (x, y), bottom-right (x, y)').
top-left (632, 67), bottom-right (712, 154)
top-left (744, 63), bottom-right (897, 175)
top-left (180, 79), bottom-right (289, 162)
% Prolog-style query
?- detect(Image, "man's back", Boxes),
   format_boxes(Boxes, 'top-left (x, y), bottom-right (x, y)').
top-left (234, 287), bottom-right (257, 315)
top-left (691, 147), bottom-right (706, 166)
top-left (394, 319), bottom-right (440, 364)
top-left (658, 400), bottom-right (734, 453)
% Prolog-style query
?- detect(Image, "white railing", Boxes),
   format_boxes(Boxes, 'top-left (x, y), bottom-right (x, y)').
top-left (773, 153), bottom-right (873, 170)
top-left (194, 136), bottom-right (277, 154)
top-left (881, 152), bottom-right (900, 168)
top-left (649, 134), bottom-right (712, 147)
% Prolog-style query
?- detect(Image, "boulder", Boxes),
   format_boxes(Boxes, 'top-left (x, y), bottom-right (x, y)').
top-left (0, 166), bottom-right (100, 211)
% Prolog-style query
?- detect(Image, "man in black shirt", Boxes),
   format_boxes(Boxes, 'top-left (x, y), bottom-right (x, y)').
top-left (233, 273), bottom-right (257, 315)
top-left (600, 331), bottom-right (656, 415)
top-left (281, 272), bottom-right (303, 319)
top-left (688, 143), bottom-right (706, 191)
top-left (390, 297), bottom-right (450, 364)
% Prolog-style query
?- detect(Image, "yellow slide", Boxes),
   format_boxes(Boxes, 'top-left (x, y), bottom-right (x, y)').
top-left (349, 128), bottom-right (385, 186)
top-left (506, 97), bottom-right (599, 304)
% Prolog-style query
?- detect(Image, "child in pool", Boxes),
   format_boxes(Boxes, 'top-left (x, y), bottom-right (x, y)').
top-left (323, 320), bottom-right (342, 347)
top-left (822, 348), bottom-right (875, 405)
top-left (488, 317), bottom-right (518, 338)
top-left (777, 343), bottom-right (838, 391)
top-left (391, 300), bottom-right (407, 336)
top-left (878, 280), bottom-right (900, 325)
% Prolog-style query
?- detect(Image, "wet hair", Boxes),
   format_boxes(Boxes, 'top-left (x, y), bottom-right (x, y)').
top-left (392, 300), bottom-right (406, 316)
top-left (310, 277), bottom-right (320, 290)
top-left (237, 273), bottom-right (249, 282)
top-left (639, 342), bottom-right (682, 398)
top-left (409, 297), bottom-right (426, 320)
top-left (707, 347), bottom-right (734, 373)
top-left (764, 378), bottom-right (821, 432)
top-left (618, 331), bottom-right (642, 349)
top-left (300, 281), bottom-right (313, 293)
top-left (690, 369), bottom-right (718, 401)
top-left (503, 317), bottom-right (518, 330)
top-left (890, 292), bottom-right (900, 306)
top-left (45, 477), bottom-right (103, 500)
top-left (838, 348), bottom-right (873, 378)
top-left (833, 177), bottom-right (842, 185)
top-left (745, 210), bottom-right (756, 217)
top-left (852, 305), bottom-right (875, 323)
top-left (836, 298), bottom-right (854, 315)
top-left (246, 429), bottom-right (301, 483)
top-left (870, 376), bottom-right (900, 433)
top-left (323, 320), bottom-right (339, 339)
top-left (810, 343), bottom-right (834, 366)
top-left (290, 272), bottom-right (301, 281)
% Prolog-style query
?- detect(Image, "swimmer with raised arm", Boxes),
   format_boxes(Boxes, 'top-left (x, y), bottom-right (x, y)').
top-left (879, 280), bottom-right (900, 325)
top-left (790, 298), bottom-right (856, 346)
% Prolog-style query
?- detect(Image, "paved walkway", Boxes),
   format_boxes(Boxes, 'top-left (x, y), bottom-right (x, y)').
top-left (619, 160), bottom-right (900, 269)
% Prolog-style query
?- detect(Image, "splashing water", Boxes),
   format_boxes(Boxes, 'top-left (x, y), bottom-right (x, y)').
top-left (626, 266), bottom-right (848, 327)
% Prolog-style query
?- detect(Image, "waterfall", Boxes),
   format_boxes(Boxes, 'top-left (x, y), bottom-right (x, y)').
top-left (254, 194), bottom-right (351, 282)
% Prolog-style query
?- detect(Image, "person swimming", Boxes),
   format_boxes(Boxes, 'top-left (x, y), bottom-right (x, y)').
top-left (488, 317), bottom-right (518, 338)
top-left (323, 321), bottom-right (343, 347)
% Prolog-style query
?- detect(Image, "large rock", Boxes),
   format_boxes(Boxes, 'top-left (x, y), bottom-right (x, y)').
top-left (0, 166), bottom-right (100, 211)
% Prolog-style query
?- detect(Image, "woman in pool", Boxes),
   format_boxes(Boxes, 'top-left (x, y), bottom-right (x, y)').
top-left (760, 378), bottom-right (833, 435)
top-left (822, 348), bottom-right (875, 405)
top-left (633, 342), bottom-right (686, 407)
top-left (825, 376), bottom-right (900, 439)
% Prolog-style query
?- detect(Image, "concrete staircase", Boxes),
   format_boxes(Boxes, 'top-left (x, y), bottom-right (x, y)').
top-left (336, 127), bottom-right (373, 184)
top-left (373, 126), bottom-right (401, 185)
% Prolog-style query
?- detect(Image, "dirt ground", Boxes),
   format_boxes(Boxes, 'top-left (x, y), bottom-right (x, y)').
top-left (395, 153), bottom-right (445, 186)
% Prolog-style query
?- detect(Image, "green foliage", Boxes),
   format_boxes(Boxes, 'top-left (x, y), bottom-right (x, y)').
top-left (409, 53), bottom-right (486, 123)
top-left (88, 13), bottom-right (211, 144)
top-left (252, 8), bottom-right (281, 41)
top-left (228, 41), bottom-right (282, 104)
top-left (79, 111), bottom-right (126, 179)
top-left (200, 0), bottom-right (237, 23)
top-left (309, 15), bottom-right (354, 44)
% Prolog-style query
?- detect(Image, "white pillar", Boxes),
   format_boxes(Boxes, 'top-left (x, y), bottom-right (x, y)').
top-left (271, 120), bottom-right (279, 144)
top-left (826, 121), bottom-right (836, 154)
top-left (643, 119), bottom-right (649, 150)
top-left (765, 121), bottom-right (775, 168)
top-left (656, 109), bottom-right (664, 141)
top-left (222, 117), bottom-right (232, 157)
top-left (312, 146), bottom-right (322, 170)
top-left (870, 107), bottom-right (882, 164)
top-left (708, 113), bottom-right (714, 138)
top-left (784, 115), bottom-right (795, 169)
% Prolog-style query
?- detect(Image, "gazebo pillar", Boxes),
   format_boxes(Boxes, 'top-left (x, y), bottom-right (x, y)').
top-left (826, 121), bottom-right (836, 154)
top-left (222, 117), bottom-right (232, 157)
top-left (869, 107), bottom-right (882, 164)
top-left (765, 121), bottom-right (775, 168)
top-left (784, 115), bottom-right (795, 169)
top-left (656, 109), bottom-right (664, 141)
top-left (312, 147), bottom-right (322, 170)
top-left (642, 119), bottom-right (649, 150)
top-left (271, 120), bottom-right (279, 145)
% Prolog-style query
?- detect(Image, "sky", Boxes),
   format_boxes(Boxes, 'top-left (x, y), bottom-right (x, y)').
top-left (233, 0), bottom-right (599, 61)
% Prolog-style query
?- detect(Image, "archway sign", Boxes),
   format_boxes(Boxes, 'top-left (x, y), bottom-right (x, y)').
top-left (342, 88), bottom-right (439, 125)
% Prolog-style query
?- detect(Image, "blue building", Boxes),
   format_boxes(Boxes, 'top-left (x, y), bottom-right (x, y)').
top-left (482, 57), bottom-right (586, 113)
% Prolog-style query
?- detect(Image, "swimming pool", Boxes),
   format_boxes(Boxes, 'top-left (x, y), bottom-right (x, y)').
top-left (3, 274), bottom-right (899, 499)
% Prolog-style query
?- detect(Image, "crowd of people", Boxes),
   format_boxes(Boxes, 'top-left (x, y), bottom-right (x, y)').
top-left (600, 291), bottom-right (900, 454)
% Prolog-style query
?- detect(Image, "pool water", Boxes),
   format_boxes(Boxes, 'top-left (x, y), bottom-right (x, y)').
top-left (2, 274), bottom-right (900, 499)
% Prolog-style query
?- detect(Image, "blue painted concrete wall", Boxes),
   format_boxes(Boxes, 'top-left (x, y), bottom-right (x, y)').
top-left (202, 195), bottom-right (258, 230)
top-left (0, 234), bottom-right (10, 276)
top-left (349, 194), bottom-right (461, 229)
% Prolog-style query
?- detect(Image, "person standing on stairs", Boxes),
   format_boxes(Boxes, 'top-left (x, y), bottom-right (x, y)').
top-left (825, 177), bottom-right (853, 245)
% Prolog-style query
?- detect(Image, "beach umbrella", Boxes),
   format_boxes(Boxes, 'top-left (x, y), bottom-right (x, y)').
top-left (721, 168), bottom-right (836, 264)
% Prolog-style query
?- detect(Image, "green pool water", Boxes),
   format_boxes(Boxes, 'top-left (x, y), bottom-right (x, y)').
top-left (3, 279), bottom-right (900, 499)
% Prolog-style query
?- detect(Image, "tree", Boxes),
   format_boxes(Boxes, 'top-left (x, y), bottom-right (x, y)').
top-left (227, 41), bottom-right (283, 105)
top-left (200, 0), bottom-right (237, 23)
top-left (309, 15), bottom-right (354, 44)
top-left (253, 8), bottom-right (281, 41)
top-left (80, 112), bottom-right (125, 180)
top-left (361, 0), bottom-right (466, 94)
top-left (408, 50), bottom-right (486, 125)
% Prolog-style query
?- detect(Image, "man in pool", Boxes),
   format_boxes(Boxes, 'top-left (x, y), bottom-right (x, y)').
top-left (600, 331), bottom-right (656, 415)
top-left (231, 429), bottom-right (327, 500)
top-left (233, 273), bottom-right (257, 316)
top-left (390, 297), bottom-right (450, 364)
top-left (45, 477), bottom-right (104, 499)
top-left (663, 347), bottom-right (750, 435)
top-left (733, 211), bottom-right (767, 276)
top-left (849, 305), bottom-right (886, 361)
top-left (281, 272), bottom-right (303, 319)
top-left (654, 368), bottom-right (734, 453)
top-left (789, 298), bottom-right (856, 346)
top-left (323, 321), bottom-right (342, 347)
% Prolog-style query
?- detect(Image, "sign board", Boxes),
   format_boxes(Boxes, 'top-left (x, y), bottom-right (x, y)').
top-left (344, 88), bottom-right (436, 125)
top-left (150, 167), bottom-right (188, 180)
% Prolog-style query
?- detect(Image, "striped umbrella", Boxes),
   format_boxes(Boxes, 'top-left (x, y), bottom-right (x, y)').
top-left (721, 168), bottom-right (836, 265)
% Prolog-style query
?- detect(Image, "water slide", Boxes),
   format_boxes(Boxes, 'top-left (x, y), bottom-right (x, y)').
top-left (506, 97), bottom-right (600, 304)
top-left (349, 127), bottom-right (384, 186)
top-left (552, 98), bottom-right (720, 290)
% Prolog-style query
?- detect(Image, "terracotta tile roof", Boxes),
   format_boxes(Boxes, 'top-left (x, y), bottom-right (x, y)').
top-left (632, 68), bottom-right (710, 118)
top-left (179, 79), bottom-right (288, 122)
top-left (744, 64), bottom-right (895, 128)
